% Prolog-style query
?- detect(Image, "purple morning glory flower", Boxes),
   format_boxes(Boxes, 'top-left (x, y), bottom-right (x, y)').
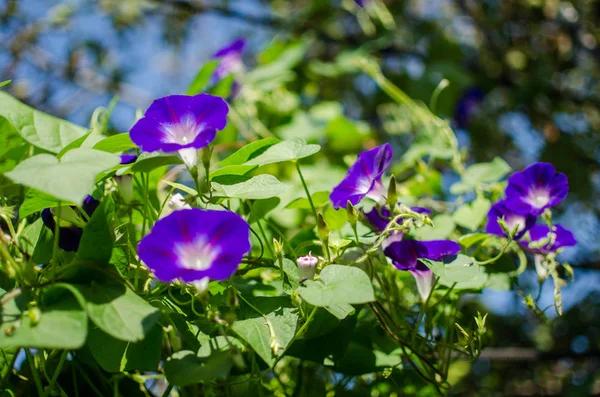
top-left (486, 200), bottom-right (536, 240)
top-left (330, 144), bottom-right (393, 209)
top-left (454, 87), bottom-right (484, 129)
top-left (520, 224), bottom-right (576, 254)
top-left (212, 39), bottom-right (246, 82)
top-left (130, 94), bottom-right (229, 168)
top-left (355, 0), bottom-right (367, 7)
top-left (364, 206), bottom-right (431, 233)
top-left (41, 196), bottom-right (100, 252)
top-left (504, 162), bottom-right (568, 216)
top-left (384, 239), bottom-right (460, 300)
top-left (138, 208), bottom-right (250, 283)
top-left (119, 154), bottom-right (138, 164)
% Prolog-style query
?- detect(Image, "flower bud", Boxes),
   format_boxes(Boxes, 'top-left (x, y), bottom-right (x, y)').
top-left (386, 175), bottom-right (398, 210)
top-left (114, 175), bottom-right (133, 204)
top-left (317, 213), bottom-right (329, 242)
top-left (273, 238), bottom-right (284, 262)
top-left (192, 277), bottom-right (209, 295)
top-left (346, 200), bottom-right (359, 227)
top-left (297, 252), bottom-right (318, 280)
top-left (168, 193), bottom-right (191, 211)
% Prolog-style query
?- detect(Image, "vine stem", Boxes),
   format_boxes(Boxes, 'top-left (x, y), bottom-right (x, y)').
top-left (42, 350), bottom-right (69, 397)
top-left (270, 306), bottom-right (318, 370)
top-left (26, 349), bottom-right (44, 397)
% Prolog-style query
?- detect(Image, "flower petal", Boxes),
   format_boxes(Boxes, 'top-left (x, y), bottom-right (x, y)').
top-left (505, 162), bottom-right (569, 215)
top-left (138, 208), bottom-right (250, 283)
top-left (330, 144), bottom-right (393, 209)
top-left (521, 223), bottom-right (577, 254)
top-left (486, 200), bottom-right (535, 239)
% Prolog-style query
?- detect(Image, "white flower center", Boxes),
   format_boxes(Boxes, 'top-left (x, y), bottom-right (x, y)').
top-left (160, 114), bottom-right (205, 146)
top-left (175, 238), bottom-right (220, 271)
top-left (506, 215), bottom-right (526, 233)
top-left (526, 188), bottom-right (550, 208)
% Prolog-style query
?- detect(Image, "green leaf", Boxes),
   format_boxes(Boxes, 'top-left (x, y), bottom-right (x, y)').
top-left (285, 191), bottom-right (330, 209)
top-left (75, 283), bottom-right (160, 342)
top-left (452, 198), bottom-right (491, 231)
top-left (281, 258), bottom-right (301, 294)
top-left (323, 206), bottom-right (347, 231)
top-left (19, 189), bottom-right (70, 218)
top-left (298, 265), bottom-right (375, 307)
top-left (93, 133), bottom-right (136, 153)
top-left (450, 157), bottom-right (511, 194)
top-left (248, 198), bottom-right (280, 224)
top-left (160, 180), bottom-right (197, 196)
top-left (87, 325), bottom-right (162, 372)
top-left (212, 174), bottom-right (287, 200)
top-left (414, 214), bottom-right (455, 240)
top-left (244, 139), bottom-right (321, 166)
top-left (0, 290), bottom-right (87, 349)
top-left (218, 138), bottom-right (280, 166)
top-left (75, 197), bottom-right (115, 265)
top-left (164, 350), bottom-right (233, 386)
top-left (57, 130), bottom-right (93, 158)
top-left (187, 60), bottom-right (220, 95)
top-left (325, 304), bottom-right (355, 320)
top-left (209, 165), bottom-right (257, 179)
top-left (4, 149), bottom-right (121, 204)
top-left (458, 233), bottom-right (490, 249)
top-left (421, 254), bottom-right (487, 290)
top-left (0, 91), bottom-right (88, 153)
top-left (130, 153), bottom-right (182, 173)
top-left (0, 80), bottom-right (11, 88)
top-left (19, 218), bottom-right (53, 264)
top-left (231, 306), bottom-right (298, 366)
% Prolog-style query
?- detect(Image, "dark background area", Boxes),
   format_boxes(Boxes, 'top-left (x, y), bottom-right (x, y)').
top-left (1, 0), bottom-right (599, 395)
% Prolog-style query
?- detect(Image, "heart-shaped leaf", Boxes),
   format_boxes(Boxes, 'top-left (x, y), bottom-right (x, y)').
top-left (5, 148), bottom-right (121, 204)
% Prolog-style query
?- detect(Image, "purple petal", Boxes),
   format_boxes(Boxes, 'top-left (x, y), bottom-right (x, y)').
top-left (486, 200), bottom-right (535, 240)
top-left (521, 224), bottom-right (577, 254)
top-left (505, 162), bottom-right (569, 216)
top-left (119, 154), bottom-right (138, 164)
top-left (384, 239), bottom-right (459, 271)
top-left (130, 94), bottom-right (228, 154)
top-left (364, 205), bottom-right (431, 232)
top-left (330, 144), bottom-right (393, 209)
top-left (213, 39), bottom-right (246, 58)
top-left (41, 209), bottom-right (83, 252)
top-left (138, 208), bottom-right (250, 283)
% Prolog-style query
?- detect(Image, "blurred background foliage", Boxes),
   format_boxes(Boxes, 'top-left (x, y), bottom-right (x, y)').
top-left (1, 0), bottom-right (599, 395)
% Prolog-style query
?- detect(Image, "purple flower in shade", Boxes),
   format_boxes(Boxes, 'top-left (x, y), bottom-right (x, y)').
top-left (130, 94), bottom-right (229, 169)
top-left (330, 144), bottom-right (393, 209)
top-left (486, 200), bottom-right (536, 240)
top-left (212, 39), bottom-right (246, 82)
top-left (384, 239), bottom-right (460, 301)
top-left (364, 206), bottom-right (431, 233)
top-left (355, 0), bottom-right (367, 7)
top-left (504, 162), bottom-right (568, 216)
top-left (520, 224), bottom-right (577, 254)
top-left (119, 154), bottom-right (138, 164)
top-left (138, 208), bottom-right (250, 283)
top-left (453, 87), bottom-right (484, 129)
top-left (41, 196), bottom-right (100, 252)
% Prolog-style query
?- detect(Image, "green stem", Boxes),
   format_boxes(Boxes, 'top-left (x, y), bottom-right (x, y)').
top-left (257, 220), bottom-right (275, 259)
top-left (477, 239), bottom-right (513, 265)
top-left (271, 307), bottom-right (318, 370)
top-left (26, 349), bottom-right (44, 397)
top-left (412, 277), bottom-right (439, 344)
top-left (51, 202), bottom-right (62, 267)
top-left (42, 350), bottom-right (68, 397)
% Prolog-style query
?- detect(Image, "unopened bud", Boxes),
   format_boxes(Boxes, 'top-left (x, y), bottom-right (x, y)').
top-left (192, 277), bottom-right (209, 295)
top-left (168, 193), bottom-right (191, 210)
top-left (317, 213), bottom-right (329, 242)
top-left (28, 307), bottom-right (41, 326)
top-left (201, 147), bottom-right (212, 172)
top-left (386, 175), bottom-right (398, 210)
top-left (346, 201), bottom-right (359, 227)
top-left (114, 175), bottom-right (133, 204)
top-left (297, 252), bottom-right (318, 280)
top-left (273, 238), bottom-right (284, 262)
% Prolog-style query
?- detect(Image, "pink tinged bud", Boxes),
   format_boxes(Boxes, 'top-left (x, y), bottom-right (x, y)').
top-left (297, 252), bottom-right (318, 280)
top-left (168, 193), bottom-right (191, 211)
top-left (411, 268), bottom-right (435, 302)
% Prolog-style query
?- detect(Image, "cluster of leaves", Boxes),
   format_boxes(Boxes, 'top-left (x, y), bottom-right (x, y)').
top-left (0, 39), bottom-right (574, 397)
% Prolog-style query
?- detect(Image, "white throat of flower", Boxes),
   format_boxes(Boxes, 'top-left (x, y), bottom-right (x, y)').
top-left (526, 188), bottom-right (550, 209)
top-left (160, 114), bottom-right (204, 146)
top-left (365, 178), bottom-right (388, 205)
top-left (506, 215), bottom-right (526, 234)
top-left (176, 238), bottom-right (220, 271)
